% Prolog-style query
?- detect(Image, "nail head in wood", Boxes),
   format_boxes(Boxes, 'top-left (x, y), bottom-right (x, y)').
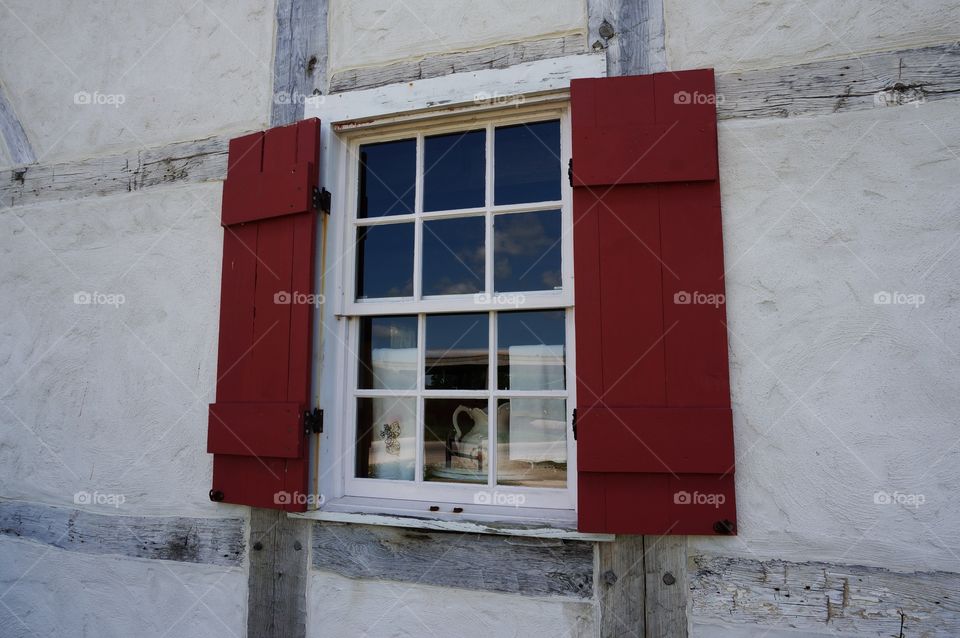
top-left (602, 569), bottom-right (618, 586)
top-left (662, 572), bottom-right (676, 586)
top-left (253, 541), bottom-right (264, 551)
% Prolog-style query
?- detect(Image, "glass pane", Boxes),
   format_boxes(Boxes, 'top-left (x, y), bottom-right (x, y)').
top-left (424, 129), bottom-right (485, 212)
top-left (422, 216), bottom-right (485, 295)
top-left (424, 398), bottom-right (488, 484)
top-left (424, 313), bottom-right (488, 390)
top-left (497, 310), bottom-right (565, 390)
top-left (356, 223), bottom-right (414, 299)
top-left (358, 139), bottom-right (415, 218)
top-left (494, 210), bottom-right (561, 292)
top-left (358, 316), bottom-right (418, 389)
top-left (355, 397), bottom-right (416, 481)
top-left (494, 120), bottom-right (560, 205)
top-left (496, 398), bottom-right (566, 487)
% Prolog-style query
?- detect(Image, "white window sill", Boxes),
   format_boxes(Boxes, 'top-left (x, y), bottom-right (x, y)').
top-left (287, 496), bottom-right (614, 542)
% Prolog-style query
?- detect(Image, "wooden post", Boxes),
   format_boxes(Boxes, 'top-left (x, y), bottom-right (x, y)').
top-left (246, 2), bottom-right (327, 638)
top-left (586, 1), bottom-right (687, 636)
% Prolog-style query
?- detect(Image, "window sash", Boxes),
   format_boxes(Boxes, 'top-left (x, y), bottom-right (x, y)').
top-left (337, 106), bottom-right (576, 511)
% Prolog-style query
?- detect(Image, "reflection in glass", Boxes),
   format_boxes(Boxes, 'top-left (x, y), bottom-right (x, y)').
top-left (358, 316), bottom-right (418, 389)
top-left (494, 120), bottom-right (561, 205)
top-left (356, 223), bottom-right (414, 299)
top-left (497, 310), bottom-right (565, 390)
top-left (424, 129), bottom-right (485, 212)
top-left (494, 210), bottom-right (561, 292)
top-left (422, 216), bottom-right (485, 295)
top-left (496, 398), bottom-right (566, 487)
top-left (356, 397), bottom-right (416, 480)
top-left (424, 313), bottom-right (488, 390)
top-left (424, 398), bottom-right (488, 484)
top-left (358, 139), bottom-right (416, 218)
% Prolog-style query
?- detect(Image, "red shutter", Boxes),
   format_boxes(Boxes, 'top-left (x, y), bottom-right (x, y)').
top-left (572, 70), bottom-right (736, 535)
top-left (207, 119), bottom-right (320, 512)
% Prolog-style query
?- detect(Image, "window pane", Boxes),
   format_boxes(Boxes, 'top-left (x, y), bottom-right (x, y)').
top-left (494, 120), bottom-right (560, 205)
top-left (358, 316), bottom-right (418, 390)
top-left (422, 216), bottom-right (485, 295)
top-left (358, 139), bottom-right (415, 218)
top-left (356, 397), bottom-right (416, 481)
top-left (497, 310), bottom-right (565, 390)
top-left (356, 223), bottom-right (414, 299)
top-left (494, 210), bottom-right (561, 292)
top-left (496, 398), bottom-right (566, 487)
top-left (424, 129), bottom-right (485, 212)
top-left (424, 398), bottom-right (488, 484)
top-left (424, 313), bottom-right (488, 390)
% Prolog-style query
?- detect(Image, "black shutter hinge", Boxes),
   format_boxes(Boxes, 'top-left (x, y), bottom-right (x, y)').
top-left (312, 187), bottom-right (331, 214)
top-left (568, 158), bottom-right (574, 187)
top-left (304, 407), bottom-right (323, 435)
top-left (572, 408), bottom-right (578, 440)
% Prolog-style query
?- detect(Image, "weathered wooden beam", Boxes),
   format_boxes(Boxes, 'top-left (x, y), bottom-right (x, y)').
top-left (645, 536), bottom-right (688, 637)
top-left (245, 5), bottom-right (330, 638)
top-left (328, 33), bottom-right (586, 93)
top-left (310, 522), bottom-right (594, 599)
top-left (0, 135), bottom-right (228, 209)
top-left (0, 82), bottom-right (35, 166)
top-left (0, 500), bottom-right (245, 567)
top-left (271, 0), bottom-right (328, 123)
top-left (690, 554), bottom-right (960, 636)
top-left (2, 43), bottom-right (957, 212)
top-left (598, 535), bottom-right (646, 638)
top-left (716, 41), bottom-right (960, 120)
top-left (588, 0), bottom-right (667, 75)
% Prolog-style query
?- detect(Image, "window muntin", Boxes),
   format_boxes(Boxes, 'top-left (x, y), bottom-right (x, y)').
top-left (344, 110), bottom-right (574, 510)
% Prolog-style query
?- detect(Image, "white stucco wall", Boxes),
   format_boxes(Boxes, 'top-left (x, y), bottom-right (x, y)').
top-left (307, 571), bottom-right (595, 638)
top-left (0, 536), bottom-right (246, 637)
top-left (0, 0), bottom-right (274, 167)
top-left (694, 97), bottom-right (960, 572)
top-left (0, 183), bottom-right (236, 518)
top-left (664, 0), bottom-right (960, 71)
top-left (326, 0), bottom-right (587, 75)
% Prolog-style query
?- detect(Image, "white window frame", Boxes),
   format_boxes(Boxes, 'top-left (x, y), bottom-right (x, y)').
top-left (303, 54), bottom-right (606, 526)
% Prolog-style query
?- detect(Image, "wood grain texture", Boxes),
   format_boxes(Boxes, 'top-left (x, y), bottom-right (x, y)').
top-left (0, 82), bottom-right (35, 165)
top-left (598, 535), bottom-right (645, 638)
top-left (645, 536), bottom-right (688, 638)
top-left (715, 41), bottom-right (960, 120)
top-left (0, 500), bottom-right (244, 566)
top-left (690, 554), bottom-right (960, 637)
top-left (311, 522), bottom-right (594, 599)
top-left (328, 34), bottom-right (586, 93)
top-left (588, 0), bottom-right (667, 76)
top-left (0, 135), bottom-right (228, 209)
top-left (271, 0), bottom-right (328, 124)
top-left (248, 508), bottom-right (311, 638)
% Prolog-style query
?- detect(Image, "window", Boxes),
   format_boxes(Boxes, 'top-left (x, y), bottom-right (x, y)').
top-left (341, 108), bottom-right (575, 512)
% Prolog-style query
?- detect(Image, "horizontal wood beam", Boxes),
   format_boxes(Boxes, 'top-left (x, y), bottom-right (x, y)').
top-left (0, 500), bottom-right (245, 567)
top-left (1, 42), bottom-right (956, 212)
top-left (716, 41), bottom-right (960, 120)
top-left (0, 135), bottom-right (228, 209)
top-left (311, 521), bottom-right (594, 598)
top-left (328, 33), bottom-right (586, 93)
top-left (691, 554), bottom-right (960, 635)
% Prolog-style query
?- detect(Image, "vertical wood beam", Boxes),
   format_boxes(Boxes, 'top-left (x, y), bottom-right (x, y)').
top-left (587, 0), bottom-right (667, 76)
top-left (644, 535), bottom-right (689, 637)
top-left (587, 1), bottom-right (686, 637)
top-left (598, 535), bottom-right (646, 638)
top-left (246, 3), bottom-right (328, 638)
